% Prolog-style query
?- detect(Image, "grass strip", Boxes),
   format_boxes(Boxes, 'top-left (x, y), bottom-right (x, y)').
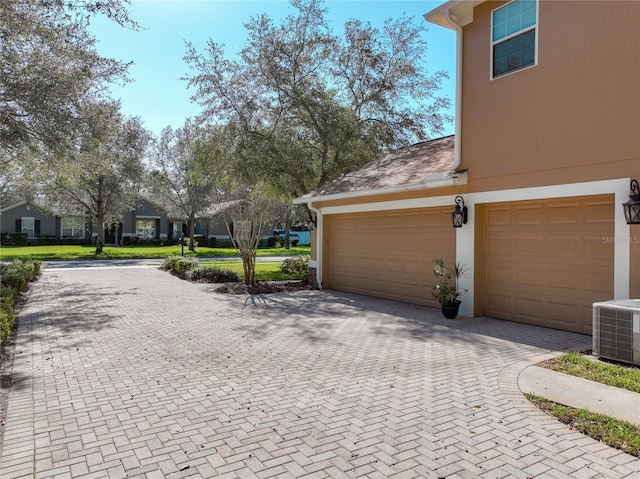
top-left (0, 245), bottom-right (310, 260)
top-left (526, 394), bottom-right (640, 457)
top-left (542, 351), bottom-right (640, 393)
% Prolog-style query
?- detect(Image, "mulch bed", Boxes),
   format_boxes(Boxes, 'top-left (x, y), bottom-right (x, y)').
top-left (215, 281), bottom-right (313, 294)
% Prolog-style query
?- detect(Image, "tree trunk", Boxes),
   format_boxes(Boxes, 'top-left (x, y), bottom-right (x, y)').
top-left (241, 250), bottom-right (256, 285)
top-left (284, 215), bottom-right (292, 250)
top-left (189, 215), bottom-right (196, 251)
top-left (95, 213), bottom-right (104, 253)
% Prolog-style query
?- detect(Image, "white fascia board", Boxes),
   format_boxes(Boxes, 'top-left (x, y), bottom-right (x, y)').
top-left (293, 172), bottom-right (468, 206)
top-left (322, 178), bottom-right (628, 216)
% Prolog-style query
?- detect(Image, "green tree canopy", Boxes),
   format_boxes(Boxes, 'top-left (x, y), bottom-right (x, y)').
top-left (0, 0), bottom-right (136, 153)
top-left (148, 120), bottom-right (227, 250)
top-left (31, 100), bottom-right (149, 253)
top-left (184, 0), bottom-right (451, 199)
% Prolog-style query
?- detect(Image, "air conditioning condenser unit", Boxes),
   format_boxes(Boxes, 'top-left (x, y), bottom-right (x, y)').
top-left (592, 299), bottom-right (640, 366)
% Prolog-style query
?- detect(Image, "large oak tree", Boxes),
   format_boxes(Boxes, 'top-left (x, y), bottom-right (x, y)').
top-left (148, 121), bottom-right (227, 250)
top-left (0, 0), bottom-right (136, 154)
top-left (184, 0), bottom-right (451, 201)
top-left (33, 100), bottom-right (149, 253)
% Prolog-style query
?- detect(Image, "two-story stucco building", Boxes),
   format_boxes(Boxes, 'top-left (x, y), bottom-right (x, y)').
top-left (295, 0), bottom-right (640, 335)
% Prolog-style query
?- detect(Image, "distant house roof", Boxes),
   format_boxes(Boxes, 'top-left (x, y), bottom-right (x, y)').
top-left (294, 135), bottom-right (466, 204)
top-left (165, 200), bottom-right (243, 221)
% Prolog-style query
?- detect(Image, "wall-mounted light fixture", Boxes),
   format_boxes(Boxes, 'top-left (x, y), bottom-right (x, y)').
top-left (623, 179), bottom-right (640, 225)
top-left (451, 195), bottom-right (468, 228)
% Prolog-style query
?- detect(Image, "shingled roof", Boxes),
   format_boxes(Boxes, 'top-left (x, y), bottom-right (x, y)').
top-left (296, 135), bottom-right (464, 203)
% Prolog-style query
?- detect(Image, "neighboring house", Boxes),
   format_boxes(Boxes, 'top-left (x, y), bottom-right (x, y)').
top-left (166, 202), bottom-right (237, 245)
top-left (0, 201), bottom-right (89, 243)
top-left (114, 197), bottom-right (169, 244)
top-left (0, 197), bottom-right (170, 245)
top-left (294, 0), bottom-right (640, 335)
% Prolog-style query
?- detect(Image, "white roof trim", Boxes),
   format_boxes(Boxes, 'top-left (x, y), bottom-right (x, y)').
top-left (0, 201), bottom-right (27, 214)
top-left (293, 171), bottom-right (468, 205)
top-left (424, 1), bottom-right (483, 30)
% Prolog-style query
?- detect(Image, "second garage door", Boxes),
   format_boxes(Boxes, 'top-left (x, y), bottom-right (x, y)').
top-left (324, 207), bottom-right (455, 307)
top-left (482, 195), bottom-right (614, 334)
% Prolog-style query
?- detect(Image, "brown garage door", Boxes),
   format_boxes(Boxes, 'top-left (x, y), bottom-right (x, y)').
top-left (324, 207), bottom-right (455, 307)
top-left (482, 195), bottom-right (614, 334)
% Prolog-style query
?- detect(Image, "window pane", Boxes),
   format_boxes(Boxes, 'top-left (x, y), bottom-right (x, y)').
top-left (493, 5), bottom-right (507, 26)
top-left (493, 0), bottom-right (536, 41)
top-left (493, 29), bottom-right (536, 77)
top-left (521, 8), bottom-right (536, 29)
top-left (493, 57), bottom-right (508, 77)
top-left (21, 217), bottom-right (35, 238)
top-left (136, 219), bottom-right (156, 239)
top-left (493, 22), bottom-right (507, 42)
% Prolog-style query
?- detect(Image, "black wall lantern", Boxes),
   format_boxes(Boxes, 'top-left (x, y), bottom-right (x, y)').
top-left (623, 179), bottom-right (640, 225)
top-left (451, 195), bottom-right (468, 228)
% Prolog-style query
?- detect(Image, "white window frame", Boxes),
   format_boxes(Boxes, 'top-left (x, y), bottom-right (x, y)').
top-left (21, 217), bottom-right (35, 238)
top-left (61, 217), bottom-right (85, 239)
top-left (136, 218), bottom-right (156, 239)
top-left (172, 222), bottom-right (183, 239)
top-left (490, 0), bottom-right (538, 80)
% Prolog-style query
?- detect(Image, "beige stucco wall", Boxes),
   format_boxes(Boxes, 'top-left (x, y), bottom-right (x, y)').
top-left (460, 0), bottom-right (640, 192)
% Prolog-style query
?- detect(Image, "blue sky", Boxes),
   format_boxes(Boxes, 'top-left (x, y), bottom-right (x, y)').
top-left (89, 0), bottom-right (456, 138)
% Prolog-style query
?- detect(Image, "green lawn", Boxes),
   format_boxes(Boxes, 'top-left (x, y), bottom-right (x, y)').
top-left (528, 351), bottom-right (640, 458)
top-left (0, 245), bottom-right (310, 261)
top-left (201, 260), bottom-right (290, 281)
top-left (542, 351), bottom-right (640, 393)
top-left (527, 394), bottom-right (640, 457)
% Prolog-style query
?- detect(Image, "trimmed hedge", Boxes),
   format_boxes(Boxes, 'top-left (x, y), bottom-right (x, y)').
top-left (0, 259), bottom-right (41, 346)
top-left (160, 256), bottom-right (239, 283)
top-left (189, 265), bottom-right (240, 283)
top-left (280, 255), bottom-right (309, 280)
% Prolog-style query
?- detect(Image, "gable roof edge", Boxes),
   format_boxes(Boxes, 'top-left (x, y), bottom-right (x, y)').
top-left (0, 201), bottom-right (28, 215)
top-left (293, 171), bottom-right (467, 205)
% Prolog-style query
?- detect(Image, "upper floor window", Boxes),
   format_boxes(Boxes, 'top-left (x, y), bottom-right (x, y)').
top-left (491, 0), bottom-right (537, 78)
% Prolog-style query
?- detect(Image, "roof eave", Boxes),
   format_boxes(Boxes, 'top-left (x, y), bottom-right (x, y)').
top-left (424, 0), bottom-right (483, 30)
top-left (293, 171), bottom-right (468, 206)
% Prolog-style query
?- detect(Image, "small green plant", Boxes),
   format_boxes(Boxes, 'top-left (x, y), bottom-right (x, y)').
top-left (432, 258), bottom-right (466, 305)
top-left (280, 255), bottom-right (309, 280)
top-left (161, 257), bottom-right (240, 283)
top-left (161, 256), bottom-right (198, 278)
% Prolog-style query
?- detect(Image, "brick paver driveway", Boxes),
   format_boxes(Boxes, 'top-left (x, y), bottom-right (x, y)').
top-left (1, 264), bottom-right (639, 478)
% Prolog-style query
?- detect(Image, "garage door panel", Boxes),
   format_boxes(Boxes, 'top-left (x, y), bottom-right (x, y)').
top-left (548, 204), bottom-right (580, 224)
top-left (325, 207), bottom-right (454, 307)
top-left (515, 206), bottom-right (543, 225)
top-left (487, 236), bottom-right (511, 256)
top-left (585, 237), bottom-right (613, 260)
top-left (487, 208), bottom-right (511, 225)
top-left (545, 301), bottom-right (578, 324)
top-left (546, 237), bottom-right (582, 257)
top-left (485, 293), bottom-right (511, 315)
top-left (484, 195), bottom-right (614, 334)
top-left (514, 267), bottom-right (544, 286)
top-left (514, 296), bottom-right (543, 319)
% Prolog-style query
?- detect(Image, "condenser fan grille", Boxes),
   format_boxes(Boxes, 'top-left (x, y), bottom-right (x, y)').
top-left (595, 307), bottom-right (633, 363)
